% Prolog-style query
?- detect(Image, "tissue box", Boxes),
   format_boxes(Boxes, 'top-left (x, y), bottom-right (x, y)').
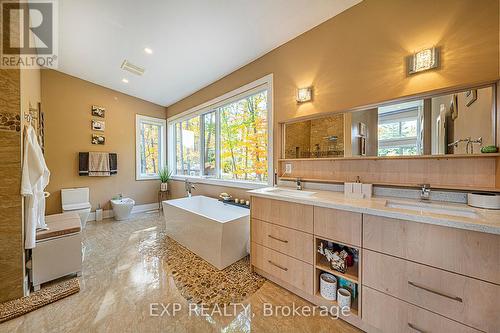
top-left (344, 182), bottom-right (372, 199)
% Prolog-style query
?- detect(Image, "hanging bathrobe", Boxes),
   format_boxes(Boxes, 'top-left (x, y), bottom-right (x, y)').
top-left (21, 125), bottom-right (50, 249)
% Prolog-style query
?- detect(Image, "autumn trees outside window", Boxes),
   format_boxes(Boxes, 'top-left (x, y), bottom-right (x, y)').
top-left (168, 77), bottom-right (272, 187)
top-left (136, 115), bottom-right (166, 180)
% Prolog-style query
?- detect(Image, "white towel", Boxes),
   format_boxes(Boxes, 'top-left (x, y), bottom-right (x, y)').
top-left (21, 126), bottom-right (50, 249)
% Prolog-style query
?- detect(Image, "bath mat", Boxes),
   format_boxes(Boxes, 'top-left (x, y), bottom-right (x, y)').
top-left (0, 278), bottom-right (80, 323)
top-left (140, 232), bottom-right (266, 306)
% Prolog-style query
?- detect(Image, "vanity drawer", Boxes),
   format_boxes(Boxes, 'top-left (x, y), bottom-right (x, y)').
top-left (251, 197), bottom-right (313, 233)
top-left (363, 214), bottom-right (500, 284)
top-left (313, 207), bottom-right (362, 246)
top-left (362, 286), bottom-right (481, 333)
top-left (363, 249), bottom-right (499, 332)
top-left (251, 219), bottom-right (314, 264)
top-left (251, 242), bottom-right (313, 294)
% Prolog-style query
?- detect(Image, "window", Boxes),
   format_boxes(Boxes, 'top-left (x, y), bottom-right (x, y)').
top-left (174, 116), bottom-right (201, 176)
top-left (136, 115), bottom-right (166, 180)
top-left (377, 101), bottom-right (423, 156)
top-left (168, 75), bottom-right (273, 188)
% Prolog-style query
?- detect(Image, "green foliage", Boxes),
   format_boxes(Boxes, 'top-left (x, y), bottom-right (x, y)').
top-left (219, 91), bottom-right (268, 181)
top-left (174, 90), bottom-right (268, 182)
top-left (158, 166), bottom-right (172, 183)
top-left (140, 123), bottom-right (160, 175)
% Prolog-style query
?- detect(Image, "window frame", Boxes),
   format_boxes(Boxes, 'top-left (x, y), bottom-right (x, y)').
top-left (135, 114), bottom-right (167, 181)
top-left (167, 74), bottom-right (273, 189)
top-left (378, 103), bottom-right (423, 156)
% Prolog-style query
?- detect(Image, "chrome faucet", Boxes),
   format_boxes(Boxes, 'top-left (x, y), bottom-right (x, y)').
top-left (296, 178), bottom-right (302, 190)
top-left (467, 137), bottom-right (482, 154)
top-left (419, 184), bottom-right (431, 201)
top-left (185, 179), bottom-right (195, 197)
top-left (448, 137), bottom-right (483, 154)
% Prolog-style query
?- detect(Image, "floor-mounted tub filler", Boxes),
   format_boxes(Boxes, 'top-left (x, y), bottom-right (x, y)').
top-left (162, 195), bottom-right (250, 270)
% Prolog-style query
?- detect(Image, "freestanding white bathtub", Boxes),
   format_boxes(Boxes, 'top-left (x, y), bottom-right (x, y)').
top-left (162, 195), bottom-right (250, 270)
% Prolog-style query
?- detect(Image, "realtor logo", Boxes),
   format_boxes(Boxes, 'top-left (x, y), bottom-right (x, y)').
top-left (1, 0), bottom-right (58, 68)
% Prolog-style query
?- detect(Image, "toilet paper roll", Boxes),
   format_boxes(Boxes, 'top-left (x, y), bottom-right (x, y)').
top-left (337, 288), bottom-right (351, 310)
top-left (320, 273), bottom-right (337, 300)
top-left (95, 208), bottom-right (103, 222)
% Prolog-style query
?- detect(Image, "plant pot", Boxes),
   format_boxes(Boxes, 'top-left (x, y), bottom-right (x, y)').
top-left (160, 182), bottom-right (168, 192)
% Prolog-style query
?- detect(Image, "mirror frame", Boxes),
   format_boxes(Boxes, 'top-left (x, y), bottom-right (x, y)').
top-left (280, 81), bottom-right (498, 160)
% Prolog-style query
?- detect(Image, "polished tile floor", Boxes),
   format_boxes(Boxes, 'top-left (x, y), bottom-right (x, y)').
top-left (1, 212), bottom-right (361, 333)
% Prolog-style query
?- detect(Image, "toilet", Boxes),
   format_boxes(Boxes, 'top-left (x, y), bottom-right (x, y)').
top-left (110, 197), bottom-right (135, 220)
top-left (61, 187), bottom-right (91, 228)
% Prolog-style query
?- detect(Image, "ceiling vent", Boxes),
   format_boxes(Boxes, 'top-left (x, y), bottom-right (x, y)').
top-left (120, 60), bottom-right (145, 76)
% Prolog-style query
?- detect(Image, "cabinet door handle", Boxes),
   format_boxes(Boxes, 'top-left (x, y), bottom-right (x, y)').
top-left (408, 281), bottom-right (463, 303)
top-left (268, 234), bottom-right (288, 243)
top-left (408, 323), bottom-right (425, 333)
top-left (268, 260), bottom-right (288, 271)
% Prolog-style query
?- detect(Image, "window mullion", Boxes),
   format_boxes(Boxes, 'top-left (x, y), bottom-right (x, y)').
top-left (171, 124), bottom-right (176, 174)
top-left (215, 109), bottom-right (221, 179)
top-left (200, 114), bottom-right (205, 177)
top-left (179, 122), bottom-right (184, 175)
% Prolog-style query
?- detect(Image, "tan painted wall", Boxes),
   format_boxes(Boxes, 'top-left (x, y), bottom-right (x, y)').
top-left (453, 88), bottom-right (494, 153)
top-left (168, 0), bottom-right (499, 120)
top-left (431, 87), bottom-right (494, 154)
top-left (42, 70), bottom-right (167, 214)
top-left (166, 0), bottom-right (499, 198)
top-left (351, 108), bottom-right (378, 156)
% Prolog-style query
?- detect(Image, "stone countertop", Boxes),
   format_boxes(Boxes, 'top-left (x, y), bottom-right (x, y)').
top-left (248, 187), bottom-right (500, 235)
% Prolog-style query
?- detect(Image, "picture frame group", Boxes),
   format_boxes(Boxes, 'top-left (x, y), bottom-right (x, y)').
top-left (91, 105), bottom-right (106, 144)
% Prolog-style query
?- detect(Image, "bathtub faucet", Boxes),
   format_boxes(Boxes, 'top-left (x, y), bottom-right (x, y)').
top-left (185, 179), bottom-right (195, 197)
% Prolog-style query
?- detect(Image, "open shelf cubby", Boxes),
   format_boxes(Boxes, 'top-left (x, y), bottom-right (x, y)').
top-left (314, 269), bottom-right (359, 316)
top-left (313, 237), bottom-right (361, 317)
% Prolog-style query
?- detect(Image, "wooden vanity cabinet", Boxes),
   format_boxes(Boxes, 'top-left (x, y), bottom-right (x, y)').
top-left (250, 196), bottom-right (500, 332)
top-left (250, 197), bottom-right (365, 329)
top-left (251, 218), bottom-right (314, 263)
top-left (313, 206), bottom-right (362, 247)
top-left (363, 214), bottom-right (500, 284)
top-left (250, 197), bottom-right (315, 295)
top-left (250, 196), bottom-right (313, 232)
top-left (363, 215), bottom-right (500, 333)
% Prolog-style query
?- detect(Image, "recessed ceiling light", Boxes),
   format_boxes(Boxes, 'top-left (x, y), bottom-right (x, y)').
top-left (122, 78), bottom-right (129, 83)
top-left (144, 47), bottom-right (153, 54)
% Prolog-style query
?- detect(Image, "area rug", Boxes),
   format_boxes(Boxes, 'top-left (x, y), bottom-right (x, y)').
top-left (0, 278), bottom-right (80, 323)
top-left (140, 232), bottom-right (266, 306)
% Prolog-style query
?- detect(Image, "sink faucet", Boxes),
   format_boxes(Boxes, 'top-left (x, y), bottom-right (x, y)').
top-left (467, 137), bottom-right (482, 154)
top-left (419, 184), bottom-right (431, 201)
top-left (296, 178), bottom-right (302, 190)
top-left (185, 179), bottom-right (195, 197)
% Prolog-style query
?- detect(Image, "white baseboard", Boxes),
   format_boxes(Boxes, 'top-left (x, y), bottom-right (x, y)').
top-left (87, 203), bottom-right (158, 222)
top-left (132, 203), bottom-right (159, 214)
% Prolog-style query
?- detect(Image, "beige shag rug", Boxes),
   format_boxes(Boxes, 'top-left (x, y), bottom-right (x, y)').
top-left (0, 278), bottom-right (80, 323)
top-left (140, 233), bottom-right (266, 306)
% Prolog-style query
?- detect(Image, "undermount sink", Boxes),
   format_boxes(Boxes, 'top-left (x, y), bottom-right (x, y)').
top-left (385, 200), bottom-right (479, 219)
top-left (266, 188), bottom-right (317, 198)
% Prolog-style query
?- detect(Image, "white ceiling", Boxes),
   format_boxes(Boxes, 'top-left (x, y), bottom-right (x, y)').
top-left (57, 0), bottom-right (361, 106)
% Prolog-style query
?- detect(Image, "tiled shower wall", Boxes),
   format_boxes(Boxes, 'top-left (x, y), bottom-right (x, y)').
top-left (0, 68), bottom-right (24, 302)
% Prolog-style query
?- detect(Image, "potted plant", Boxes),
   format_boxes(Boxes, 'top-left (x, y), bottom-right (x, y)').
top-left (159, 166), bottom-right (172, 192)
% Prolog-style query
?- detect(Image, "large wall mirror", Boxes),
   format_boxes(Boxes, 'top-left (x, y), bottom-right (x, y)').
top-left (283, 84), bottom-right (497, 159)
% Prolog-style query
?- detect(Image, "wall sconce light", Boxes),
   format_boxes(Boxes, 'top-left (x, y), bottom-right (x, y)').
top-left (407, 47), bottom-right (439, 75)
top-left (297, 86), bottom-right (313, 103)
